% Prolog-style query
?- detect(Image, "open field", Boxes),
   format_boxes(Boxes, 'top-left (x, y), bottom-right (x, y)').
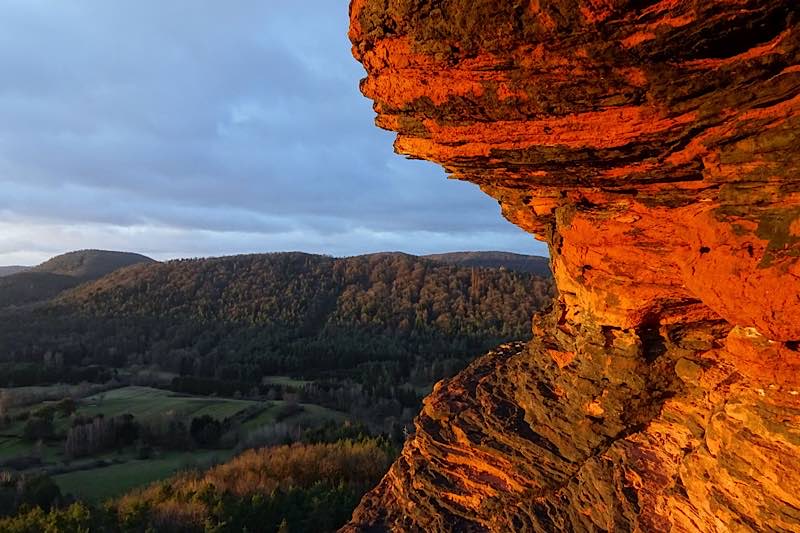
top-left (0, 436), bottom-right (30, 459)
top-left (261, 375), bottom-right (313, 387)
top-left (0, 436), bottom-right (62, 463)
top-left (241, 400), bottom-right (346, 431)
top-left (0, 380), bottom-right (358, 512)
top-left (53, 449), bottom-right (234, 502)
top-left (77, 386), bottom-right (260, 420)
top-left (76, 387), bottom-right (345, 431)
top-left (1, 384), bottom-right (350, 501)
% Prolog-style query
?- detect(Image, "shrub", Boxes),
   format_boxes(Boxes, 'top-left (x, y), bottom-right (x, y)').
top-left (22, 417), bottom-right (53, 442)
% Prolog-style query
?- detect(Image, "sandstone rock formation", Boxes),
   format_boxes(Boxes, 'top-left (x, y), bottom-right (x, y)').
top-left (345, 1), bottom-right (800, 531)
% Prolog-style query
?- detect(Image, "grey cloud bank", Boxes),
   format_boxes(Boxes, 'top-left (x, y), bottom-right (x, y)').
top-left (0, 1), bottom-right (545, 265)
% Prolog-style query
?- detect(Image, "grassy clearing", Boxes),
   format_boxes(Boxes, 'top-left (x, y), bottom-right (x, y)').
top-left (77, 386), bottom-right (259, 421)
top-left (0, 437), bottom-right (29, 460)
top-left (1, 383), bottom-right (117, 412)
top-left (53, 449), bottom-right (234, 502)
top-left (3, 385), bottom-right (348, 502)
top-left (261, 375), bottom-right (312, 387)
top-left (241, 401), bottom-right (346, 431)
top-left (0, 436), bottom-right (62, 463)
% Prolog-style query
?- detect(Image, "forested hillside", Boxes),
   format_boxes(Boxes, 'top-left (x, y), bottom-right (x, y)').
top-left (425, 251), bottom-right (551, 276)
top-left (0, 250), bottom-right (154, 308)
top-left (0, 267), bottom-right (28, 278)
top-left (0, 252), bottom-right (553, 517)
top-left (0, 252), bottom-right (554, 392)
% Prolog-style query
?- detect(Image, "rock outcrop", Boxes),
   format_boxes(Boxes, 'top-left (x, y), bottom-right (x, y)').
top-left (345, 1), bottom-right (800, 531)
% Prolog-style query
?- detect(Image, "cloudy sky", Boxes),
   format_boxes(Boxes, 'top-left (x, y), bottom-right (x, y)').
top-left (0, 1), bottom-right (545, 265)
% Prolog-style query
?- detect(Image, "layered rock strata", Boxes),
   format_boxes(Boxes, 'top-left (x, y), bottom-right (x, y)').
top-left (345, 1), bottom-right (800, 531)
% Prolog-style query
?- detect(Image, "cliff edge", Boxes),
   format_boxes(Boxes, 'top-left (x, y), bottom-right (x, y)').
top-left (345, 1), bottom-right (800, 531)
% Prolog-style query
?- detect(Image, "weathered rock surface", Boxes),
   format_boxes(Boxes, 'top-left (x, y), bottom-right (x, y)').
top-left (345, 1), bottom-right (800, 531)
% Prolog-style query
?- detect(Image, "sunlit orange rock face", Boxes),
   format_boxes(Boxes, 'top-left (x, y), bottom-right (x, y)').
top-left (345, 1), bottom-right (800, 531)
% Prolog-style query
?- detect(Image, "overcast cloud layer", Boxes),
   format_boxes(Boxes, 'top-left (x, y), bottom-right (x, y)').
top-left (0, 1), bottom-right (546, 265)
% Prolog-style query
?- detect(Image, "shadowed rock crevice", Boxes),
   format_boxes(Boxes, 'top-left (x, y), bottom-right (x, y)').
top-left (345, 1), bottom-right (800, 531)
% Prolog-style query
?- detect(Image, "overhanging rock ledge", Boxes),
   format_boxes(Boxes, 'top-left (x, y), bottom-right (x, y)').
top-left (345, 2), bottom-right (800, 531)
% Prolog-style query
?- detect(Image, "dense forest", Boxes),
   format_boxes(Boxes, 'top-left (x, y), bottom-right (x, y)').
top-left (0, 252), bottom-right (553, 394)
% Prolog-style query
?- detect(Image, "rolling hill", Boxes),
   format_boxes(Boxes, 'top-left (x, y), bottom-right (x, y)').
top-left (0, 266), bottom-right (29, 277)
top-left (32, 250), bottom-right (154, 279)
top-left (0, 250), bottom-right (155, 308)
top-left (424, 251), bottom-right (551, 276)
top-left (0, 251), bottom-right (554, 387)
